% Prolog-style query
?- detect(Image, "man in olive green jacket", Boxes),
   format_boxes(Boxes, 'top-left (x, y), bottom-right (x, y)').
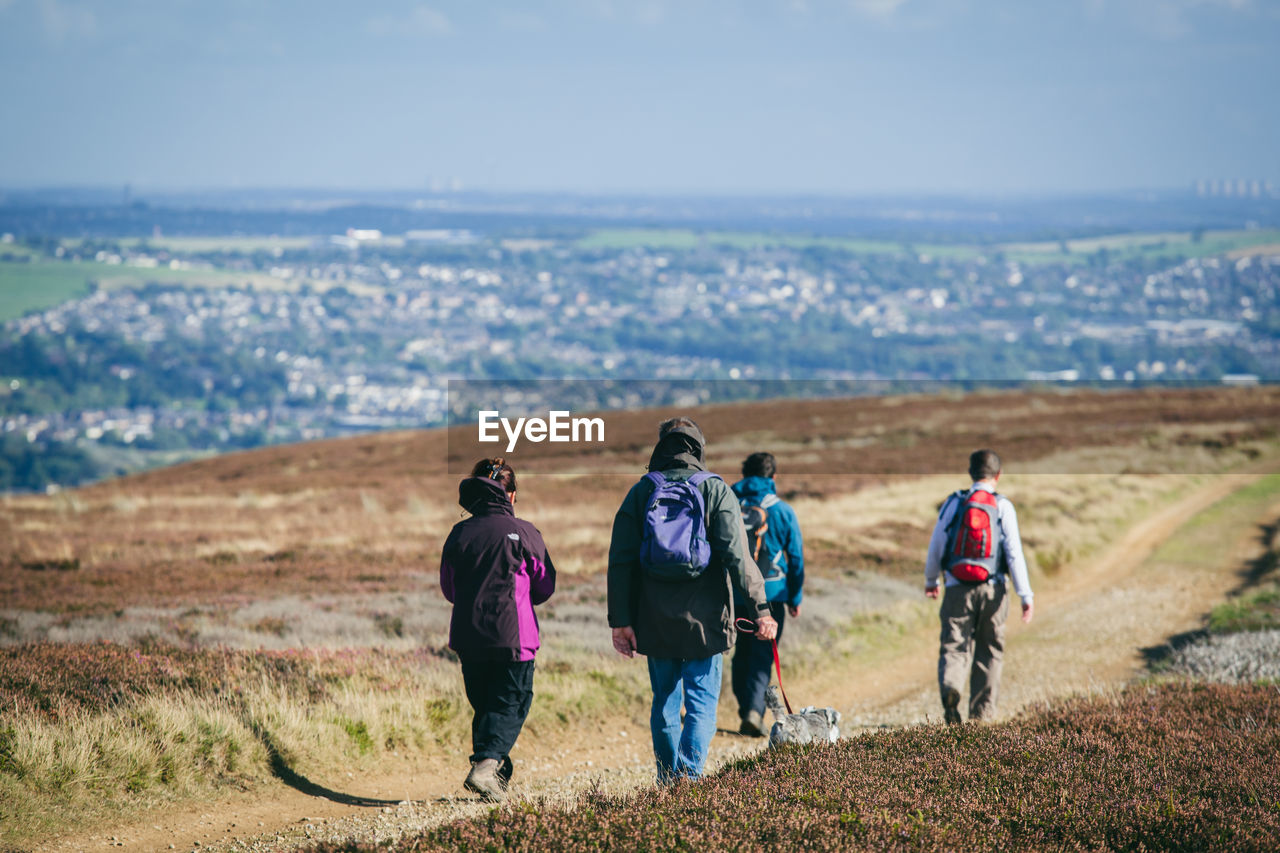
top-left (608, 417), bottom-right (776, 783)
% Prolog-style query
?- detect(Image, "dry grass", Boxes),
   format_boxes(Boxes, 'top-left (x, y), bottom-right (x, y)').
top-left (1, 386), bottom-right (1278, 846)
top-left (0, 641), bottom-right (651, 848)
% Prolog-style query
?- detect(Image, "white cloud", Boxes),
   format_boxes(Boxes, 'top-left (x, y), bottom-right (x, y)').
top-left (634, 2), bottom-right (666, 26)
top-left (37, 0), bottom-right (96, 42)
top-left (1088, 0), bottom-right (1252, 9)
top-left (1145, 0), bottom-right (1252, 38)
top-left (578, 0), bottom-right (669, 26)
top-left (497, 9), bottom-right (549, 32)
top-left (777, 0), bottom-right (909, 22)
top-left (848, 0), bottom-right (909, 18)
top-left (1086, 0), bottom-right (1255, 38)
top-left (367, 5), bottom-right (453, 38)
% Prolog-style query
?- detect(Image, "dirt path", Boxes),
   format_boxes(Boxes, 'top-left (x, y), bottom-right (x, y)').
top-left (38, 472), bottom-right (1277, 852)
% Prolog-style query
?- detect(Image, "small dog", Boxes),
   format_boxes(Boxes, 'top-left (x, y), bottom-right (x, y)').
top-left (764, 685), bottom-right (841, 747)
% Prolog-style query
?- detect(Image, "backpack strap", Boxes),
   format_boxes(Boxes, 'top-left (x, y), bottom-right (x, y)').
top-left (989, 492), bottom-right (1007, 577)
top-left (674, 471), bottom-right (720, 536)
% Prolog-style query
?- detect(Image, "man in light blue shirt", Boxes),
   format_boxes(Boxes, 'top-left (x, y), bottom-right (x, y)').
top-left (924, 448), bottom-right (1034, 723)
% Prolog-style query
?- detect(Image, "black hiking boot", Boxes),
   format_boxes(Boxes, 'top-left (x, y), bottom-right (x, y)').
top-left (942, 688), bottom-right (962, 725)
top-left (739, 710), bottom-right (766, 737)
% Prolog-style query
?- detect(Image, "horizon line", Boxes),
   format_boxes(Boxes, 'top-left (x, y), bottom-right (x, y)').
top-left (2, 183), bottom-right (1269, 204)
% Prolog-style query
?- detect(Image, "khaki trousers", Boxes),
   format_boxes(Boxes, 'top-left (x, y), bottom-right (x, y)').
top-left (938, 581), bottom-right (1009, 721)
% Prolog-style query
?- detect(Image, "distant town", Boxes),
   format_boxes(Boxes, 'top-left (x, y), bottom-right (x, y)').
top-left (1, 193), bottom-right (1277, 490)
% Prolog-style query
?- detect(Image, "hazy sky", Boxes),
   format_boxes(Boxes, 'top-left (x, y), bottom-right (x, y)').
top-left (1, 0), bottom-right (1277, 194)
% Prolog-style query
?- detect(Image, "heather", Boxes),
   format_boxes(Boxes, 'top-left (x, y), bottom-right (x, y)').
top-left (0, 641), bottom-right (406, 721)
top-left (316, 682), bottom-right (1280, 853)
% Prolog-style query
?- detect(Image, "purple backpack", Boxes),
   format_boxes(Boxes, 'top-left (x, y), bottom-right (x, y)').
top-left (639, 471), bottom-right (719, 581)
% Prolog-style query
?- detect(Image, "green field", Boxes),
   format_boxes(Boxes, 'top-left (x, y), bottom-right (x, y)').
top-left (115, 235), bottom-right (322, 253)
top-left (54, 235), bottom-right (323, 253)
top-left (0, 260), bottom-right (350, 322)
top-left (0, 241), bottom-right (38, 259)
top-left (0, 262), bottom-right (99, 320)
top-left (579, 226), bottom-right (1280, 266)
top-left (1002, 228), bottom-right (1280, 265)
top-left (577, 228), bottom-right (983, 259)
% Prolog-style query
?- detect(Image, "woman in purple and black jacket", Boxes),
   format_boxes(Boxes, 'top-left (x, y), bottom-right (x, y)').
top-left (440, 457), bottom-right (556, 801)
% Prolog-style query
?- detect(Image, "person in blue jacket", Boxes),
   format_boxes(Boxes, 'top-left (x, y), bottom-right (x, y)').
top-left (731, 451), bottom-right (805, 736)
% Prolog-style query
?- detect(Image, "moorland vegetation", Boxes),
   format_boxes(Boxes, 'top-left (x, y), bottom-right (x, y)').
top-left (1, 386), bottom-right (1278, 848)
top-left (317, 682), bottom-right (1280, 853)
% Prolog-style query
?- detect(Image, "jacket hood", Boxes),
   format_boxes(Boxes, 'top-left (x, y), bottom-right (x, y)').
top-left (647, 423), bottom-right (706, 472)
top-left (733, 476), bottom-right (777, 499)
top-left (458, 475), bottom-right (515, 516)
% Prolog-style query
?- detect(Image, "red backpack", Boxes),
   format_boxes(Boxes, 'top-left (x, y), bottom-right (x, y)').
top-left (943, 489), bottom-right (1003, 583)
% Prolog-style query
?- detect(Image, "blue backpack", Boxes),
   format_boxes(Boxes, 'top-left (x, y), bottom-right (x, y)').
top-left (639, 471), bottom-right (719, 581)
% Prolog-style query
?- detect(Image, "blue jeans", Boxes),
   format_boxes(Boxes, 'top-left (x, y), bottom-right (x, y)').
top-left (647, 654), bottom-right (722, 783)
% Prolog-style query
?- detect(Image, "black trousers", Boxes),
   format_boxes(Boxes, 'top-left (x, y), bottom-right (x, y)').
top-left (731, 600), bottom-right (788, 718)
top-left (460, 659), bottom-right (535, 769)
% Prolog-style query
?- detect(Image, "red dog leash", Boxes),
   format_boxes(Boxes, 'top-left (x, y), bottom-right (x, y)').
top-left (735, 617), bottom-right (792, 714)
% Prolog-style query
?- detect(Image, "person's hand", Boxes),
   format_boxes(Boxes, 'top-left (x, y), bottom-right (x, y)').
top-left (612, 626), bottom-right (638, 658)
top-left (787, 604), bottom-right (800, 618)
top-left (1021, 600), bottom-right (1034, 624)
top-left (756, 614), bottom-right (779, 641)
top-left (925, 585), bottom-right (940, 599)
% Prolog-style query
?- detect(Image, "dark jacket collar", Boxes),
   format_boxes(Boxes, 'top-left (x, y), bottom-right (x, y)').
top-left (458, 476), bottom-right (514, 517)
top-left (647, 424), bottom-right (707, 472)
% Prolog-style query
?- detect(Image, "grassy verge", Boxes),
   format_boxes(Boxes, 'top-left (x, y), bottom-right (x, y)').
top-left (1142, 473), bottom-right (1280, 638)
top-left (0, 642), bottom-right (648, 848)
top-left (1210, 586), bottom-right (1280, 634)
top-left (316, 682), bottom-right (1280, 852)
top-left (1205, 480), bottom-right (1280, 634)
top-left (1149, 475), bottom-right (1280, 569)
top-left (1128, 474), bottom-right (1280, 685)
